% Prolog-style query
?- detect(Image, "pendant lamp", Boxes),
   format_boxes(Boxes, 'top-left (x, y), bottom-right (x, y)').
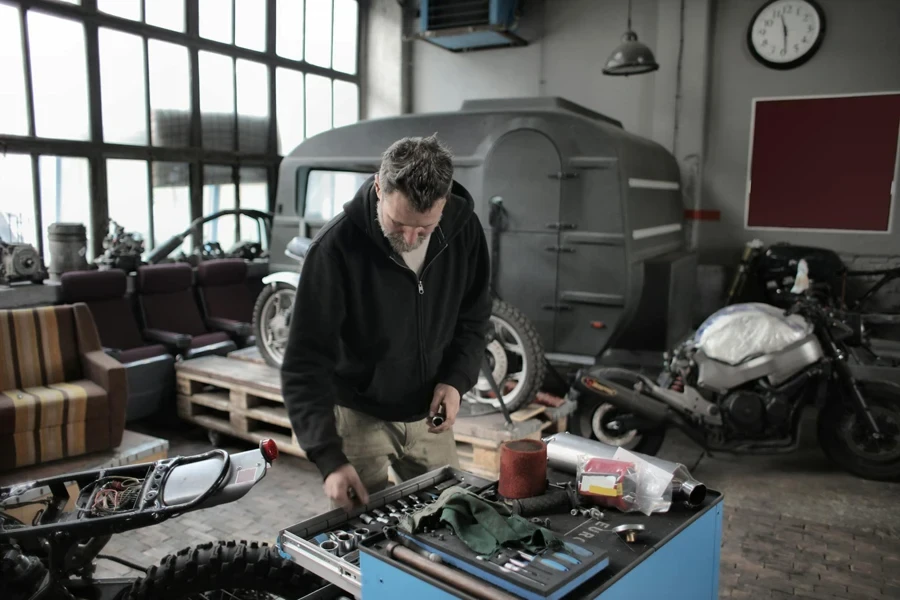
top-left (603, 0), bottom-right (659, 76)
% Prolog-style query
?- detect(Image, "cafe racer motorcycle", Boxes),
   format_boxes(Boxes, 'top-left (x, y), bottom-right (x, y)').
top-left (569, 295), bottom-right (900, 481)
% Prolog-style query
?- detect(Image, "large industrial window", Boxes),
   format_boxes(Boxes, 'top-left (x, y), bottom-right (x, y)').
top-left (0, 0), bottom-right (361, 259)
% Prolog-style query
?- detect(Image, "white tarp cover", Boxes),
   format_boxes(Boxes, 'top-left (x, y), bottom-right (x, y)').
top-left (693, 302), bottom-right (812, 365)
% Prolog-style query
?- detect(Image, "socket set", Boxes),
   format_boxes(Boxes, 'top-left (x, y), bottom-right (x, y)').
top-left (380, 515), bottom-right (609, 600)
top-left (277, 467), bottom-right (493, 597)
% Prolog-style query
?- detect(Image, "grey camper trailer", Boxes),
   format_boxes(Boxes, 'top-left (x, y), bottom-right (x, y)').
top-left (269, 97), bottom-right (695, 371)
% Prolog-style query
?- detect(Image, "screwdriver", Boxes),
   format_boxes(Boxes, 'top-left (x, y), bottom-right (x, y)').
top-left (517, 551), bottom-right (568, 572)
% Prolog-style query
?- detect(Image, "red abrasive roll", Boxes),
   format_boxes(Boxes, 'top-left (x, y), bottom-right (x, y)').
top-left (498, 439), bottom-right (548, 499)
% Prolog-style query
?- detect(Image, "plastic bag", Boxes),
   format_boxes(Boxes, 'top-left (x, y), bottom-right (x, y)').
top-left (576, 457), bottom-right (639, 512)
top-left (693, 302), bottom-right (812, 365)
top-left (612, 448), bottom-right (675, 515)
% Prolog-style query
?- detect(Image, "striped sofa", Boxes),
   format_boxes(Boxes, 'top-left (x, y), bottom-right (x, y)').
top-left (0, 303), bottom-right (127, 471)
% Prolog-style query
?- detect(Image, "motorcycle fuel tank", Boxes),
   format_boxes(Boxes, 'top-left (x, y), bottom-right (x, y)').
top-left (696, 334), bottom-right (825, 394)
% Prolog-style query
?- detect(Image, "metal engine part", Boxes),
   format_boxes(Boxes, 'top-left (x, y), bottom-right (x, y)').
top-left (0, 242), bottom-right (46, 285)
top-left (544, 433), bottom-right (707, 507)
top-left (721, 390), bottom-right (766, 435)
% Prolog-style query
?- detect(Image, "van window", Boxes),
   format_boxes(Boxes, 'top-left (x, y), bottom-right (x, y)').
top-left (304, 170), bottom-right (371, 221)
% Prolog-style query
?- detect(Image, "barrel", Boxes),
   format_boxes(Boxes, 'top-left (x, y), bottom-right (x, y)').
top-left (48, 222), bottom-right (89, 281)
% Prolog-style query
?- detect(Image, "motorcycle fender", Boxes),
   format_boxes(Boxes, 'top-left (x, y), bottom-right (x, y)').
top-left (262, 271), bottom-right (299, 288)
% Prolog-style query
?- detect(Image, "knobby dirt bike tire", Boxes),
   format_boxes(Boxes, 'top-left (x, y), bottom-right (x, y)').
top-left (126, 540), bottom-right (321, 600)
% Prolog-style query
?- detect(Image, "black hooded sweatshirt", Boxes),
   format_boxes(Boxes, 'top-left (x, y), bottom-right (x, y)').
top-left (280, 175), bottom-right (492, 479)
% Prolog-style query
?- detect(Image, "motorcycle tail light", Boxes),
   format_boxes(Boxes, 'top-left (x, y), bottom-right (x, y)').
top-left (260, 438), bottom-right (279, 463)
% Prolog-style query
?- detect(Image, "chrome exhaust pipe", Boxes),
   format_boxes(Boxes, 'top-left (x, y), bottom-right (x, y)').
top-left (543, 432), bottom-right (707, 508)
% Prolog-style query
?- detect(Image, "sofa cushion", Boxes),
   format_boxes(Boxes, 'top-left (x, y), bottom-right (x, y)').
top-left (0, 306), bottom-right (82, 390)
top-left (0, 379), bottom-right (110, 470)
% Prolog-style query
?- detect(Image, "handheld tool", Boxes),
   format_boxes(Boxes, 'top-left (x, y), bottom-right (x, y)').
top-left (502, 563), bottom-right (545, 586)
top-left (518, 551), bottom-right (568, 572)
top-left (359, 513), bottom-right (375, 525)
top-left (430, 408), bottom-right (445, 428)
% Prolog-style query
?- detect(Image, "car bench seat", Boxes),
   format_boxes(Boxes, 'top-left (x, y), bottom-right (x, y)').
top-left (195, 258), bottom-right (255, 347)
top-left (59, 269), bottom-right (175, 422)
top-left (0, 303), bottom-right (127, 471)
top-left (136, 263), bottom-right (237, 359)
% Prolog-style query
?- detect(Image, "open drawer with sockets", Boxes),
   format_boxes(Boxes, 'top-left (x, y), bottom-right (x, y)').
top-left (276, 467), bottom-right (493, 597)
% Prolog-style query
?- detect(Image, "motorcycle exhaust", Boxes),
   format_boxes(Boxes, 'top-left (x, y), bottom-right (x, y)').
top-left (570, 373), bottom-right (672, 426)
top-left (543, 432), bottom-right (707, 508)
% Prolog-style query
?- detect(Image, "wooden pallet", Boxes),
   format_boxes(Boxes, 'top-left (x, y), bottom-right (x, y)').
top-left (179, 352), bottom-right (577, 477)
top-left (453, 398), bottom-right (576, 479)
top-left (175, 355), bottom-right (307, 459)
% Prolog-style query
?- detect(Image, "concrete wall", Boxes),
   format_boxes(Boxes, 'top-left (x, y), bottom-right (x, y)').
top-left (409, 0), bottom-right (714, 243)
top-left (700, 0), bottom-right (900, 265)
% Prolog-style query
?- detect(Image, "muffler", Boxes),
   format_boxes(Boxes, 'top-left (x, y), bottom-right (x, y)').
top-left (543, 432), bottom-right (707, 508)
top-left (570, 370), bottom-right (672, 426)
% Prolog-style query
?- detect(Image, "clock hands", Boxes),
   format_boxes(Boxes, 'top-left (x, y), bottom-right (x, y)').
top-left (781, 14), bottom-right (788, 52)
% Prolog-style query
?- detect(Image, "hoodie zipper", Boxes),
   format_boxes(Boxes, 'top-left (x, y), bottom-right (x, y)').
top-left (390, 239), bottom-right (449, 385)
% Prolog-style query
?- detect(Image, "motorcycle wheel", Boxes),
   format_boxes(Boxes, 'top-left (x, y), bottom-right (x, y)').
top-left (818, 382), bottom-right (900, 481)
top-left (126, 540), bottom-right (321, 600)
top-left (253, 283), bottom-right (296, 368)
top-left (462, 299), bottom-right (545, 413)
top-left (569, 368), bottom-right (667, 456)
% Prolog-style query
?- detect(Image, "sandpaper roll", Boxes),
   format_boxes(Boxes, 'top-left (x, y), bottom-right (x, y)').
top-left (498, 439), bottom-right (548, 499)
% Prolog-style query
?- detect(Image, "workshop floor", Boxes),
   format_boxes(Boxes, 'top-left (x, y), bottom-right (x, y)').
top-left (94, 413), bottom-right (900, 599)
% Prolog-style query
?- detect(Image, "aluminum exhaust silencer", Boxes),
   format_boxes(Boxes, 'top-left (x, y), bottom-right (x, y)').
top-left (543, 432), bottom-right (707, 507)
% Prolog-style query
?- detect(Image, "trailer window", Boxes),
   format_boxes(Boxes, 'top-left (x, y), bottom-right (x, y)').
top-left (304, 170), bottom-right (370, 222)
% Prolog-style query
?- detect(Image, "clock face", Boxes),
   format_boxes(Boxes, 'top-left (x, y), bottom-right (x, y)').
top-left (748, 0), bottom-right (825, 69)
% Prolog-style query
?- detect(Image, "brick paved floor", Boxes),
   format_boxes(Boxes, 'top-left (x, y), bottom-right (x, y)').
top-left (90, 417), bottom-right (900, 599)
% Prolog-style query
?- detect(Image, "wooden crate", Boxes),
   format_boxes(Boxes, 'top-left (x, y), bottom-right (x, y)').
top-left (175, 355), bottom-right (307, 459)
top-left (453, 399), bottom-right (575, 479)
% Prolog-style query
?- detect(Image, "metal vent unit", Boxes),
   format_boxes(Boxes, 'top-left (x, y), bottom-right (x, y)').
top-left (414, 0), bottom-right (526, 52)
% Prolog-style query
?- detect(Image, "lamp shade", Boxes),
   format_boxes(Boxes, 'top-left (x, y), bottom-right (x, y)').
top-left (602, 31), bottom-right (659, 76)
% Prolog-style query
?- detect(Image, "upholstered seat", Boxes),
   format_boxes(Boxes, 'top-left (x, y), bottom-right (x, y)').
top-left (136, 263), bottom-right (237, 359)
top-left (59, 269), bottom-right (175, 421)
top-left (195, 259), bottom-right (255, 346)
top-left (0, 303), bottom-right (126, 471)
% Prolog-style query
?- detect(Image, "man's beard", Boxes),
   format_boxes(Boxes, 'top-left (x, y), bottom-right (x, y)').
top-left (377, 206), bottom-right (427, 254)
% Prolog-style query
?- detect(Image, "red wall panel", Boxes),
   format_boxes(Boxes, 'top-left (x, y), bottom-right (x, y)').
top-left (746, 93), bottom-right (900, 231)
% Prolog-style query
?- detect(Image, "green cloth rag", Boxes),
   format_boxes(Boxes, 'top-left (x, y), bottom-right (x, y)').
top-left (398, 486), bottom-right (563, 557)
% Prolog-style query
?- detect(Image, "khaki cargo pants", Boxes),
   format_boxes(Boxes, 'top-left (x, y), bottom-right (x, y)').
top-left (335, 405), bottom-right (460, 497)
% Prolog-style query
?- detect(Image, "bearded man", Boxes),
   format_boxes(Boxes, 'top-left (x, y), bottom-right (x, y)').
top-left (281, 134), bottom-right (491, 509)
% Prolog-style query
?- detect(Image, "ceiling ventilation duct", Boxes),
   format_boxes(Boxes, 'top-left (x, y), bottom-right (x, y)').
top-left (413, 0), bottom-right (526, 52)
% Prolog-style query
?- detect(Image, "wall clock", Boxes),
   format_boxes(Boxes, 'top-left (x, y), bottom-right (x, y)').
top-left (747, 0), bottom-right (826, 70)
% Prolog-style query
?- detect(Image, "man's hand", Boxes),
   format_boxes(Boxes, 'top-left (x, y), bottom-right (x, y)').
top-left (323, 463), bottom-right (369, 510)
top-left (429, 383), bottom-right (460, 433)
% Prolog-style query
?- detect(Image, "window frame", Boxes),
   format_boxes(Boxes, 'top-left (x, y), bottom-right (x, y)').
top-left (0, 0), bottom-right (363, 257)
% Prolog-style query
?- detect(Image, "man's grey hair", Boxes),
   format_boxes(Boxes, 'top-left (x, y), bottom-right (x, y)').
top-left (378, 134), bottom-right (453, 212)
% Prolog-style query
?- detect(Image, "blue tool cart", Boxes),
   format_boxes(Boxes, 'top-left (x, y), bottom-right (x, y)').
top-left (277, 467), bottom-right (723, 600)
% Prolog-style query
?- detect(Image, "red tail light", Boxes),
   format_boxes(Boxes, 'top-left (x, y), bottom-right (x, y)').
top-left (260, 439), bottom-right (279, 463)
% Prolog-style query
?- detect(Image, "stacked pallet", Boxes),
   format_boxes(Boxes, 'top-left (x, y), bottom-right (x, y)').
top-left (177, 347), bottom-right (577, 475)
top-left (453, 399), bottom-right (576, 479)
top-left (175, 355), bottom-right (306, 458)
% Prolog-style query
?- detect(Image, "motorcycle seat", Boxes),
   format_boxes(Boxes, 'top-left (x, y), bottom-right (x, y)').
top-left (869, 338), bottom-right (900, 361)
top-left (286, 236), bottom-right (313, 260)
